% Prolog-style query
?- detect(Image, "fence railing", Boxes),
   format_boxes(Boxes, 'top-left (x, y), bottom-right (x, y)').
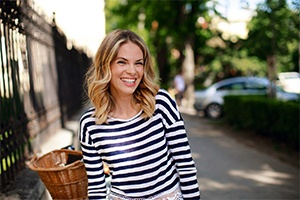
top-left (0, 0), bottom-right (91, 191)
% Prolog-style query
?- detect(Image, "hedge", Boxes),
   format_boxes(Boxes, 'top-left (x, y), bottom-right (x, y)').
top-left (223, 95), bottom-right (300, 150)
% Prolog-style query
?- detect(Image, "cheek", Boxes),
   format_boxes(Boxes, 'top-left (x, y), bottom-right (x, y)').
top-left (138, 67), bottom-right (144, 76)
top-left (110, 65), bottom-right (121, 77)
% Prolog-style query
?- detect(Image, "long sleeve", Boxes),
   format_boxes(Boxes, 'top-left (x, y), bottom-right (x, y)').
top-left (165, 120), bottom-right (201, 199)
top-left (157, 90), bottom-right (201, 199)
top-left (79, 114), bottom-right (107, 199)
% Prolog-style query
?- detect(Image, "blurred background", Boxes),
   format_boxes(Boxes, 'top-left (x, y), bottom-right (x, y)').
top-left (1, 0), bottom-right (299, 199)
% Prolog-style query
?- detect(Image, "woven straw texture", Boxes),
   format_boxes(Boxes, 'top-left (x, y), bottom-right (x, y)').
top-left (29, 149), bottom-right (88, 200)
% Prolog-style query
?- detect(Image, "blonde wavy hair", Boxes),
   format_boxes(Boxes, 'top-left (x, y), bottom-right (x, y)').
top-left (85, 30), bottom-right (160, 124)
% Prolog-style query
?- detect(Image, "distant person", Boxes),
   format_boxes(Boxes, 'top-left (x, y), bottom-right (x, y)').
top-left (174, 69), bottom-right (185, 106)
top-left (79, 29), bottom-right (201, 199)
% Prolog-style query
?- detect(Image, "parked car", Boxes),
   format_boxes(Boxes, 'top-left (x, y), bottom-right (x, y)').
top-left (276, 72), bottom-right (300, 94)
top-left (194, 76), bottom-right (299, 119)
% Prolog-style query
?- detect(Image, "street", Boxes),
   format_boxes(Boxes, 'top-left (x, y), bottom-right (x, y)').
top-left (181, 110), bottom-right (299, 200)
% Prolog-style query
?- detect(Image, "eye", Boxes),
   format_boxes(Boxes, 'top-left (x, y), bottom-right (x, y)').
top-left (117, 60), bottom-right (126, 65)
top-left (135, 61), bottom-right (144, 66)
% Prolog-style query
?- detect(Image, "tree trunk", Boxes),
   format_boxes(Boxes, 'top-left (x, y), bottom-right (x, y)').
top-left (267, 54), bottom-right (277, 98)
top-left (298, 30), bottom-right (300, 73)
top-left (182, 42), bottom-right (195, 109)
top-left (156, 43), bottom-right (169, 86)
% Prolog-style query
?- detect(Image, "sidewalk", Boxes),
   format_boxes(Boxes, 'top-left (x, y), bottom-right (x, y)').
top-left (0, 104), bottom-right (90, 200)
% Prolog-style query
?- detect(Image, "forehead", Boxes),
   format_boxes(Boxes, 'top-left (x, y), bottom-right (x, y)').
top-left (117, 42), bottom-right (143, 58)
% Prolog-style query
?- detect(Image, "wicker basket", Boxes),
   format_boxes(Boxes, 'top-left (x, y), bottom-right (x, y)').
top-left (29, 149), bottom-right (88, 200)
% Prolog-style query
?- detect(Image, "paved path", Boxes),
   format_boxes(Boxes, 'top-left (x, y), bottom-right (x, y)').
top-left (181, 110), bottom-right (299, 200)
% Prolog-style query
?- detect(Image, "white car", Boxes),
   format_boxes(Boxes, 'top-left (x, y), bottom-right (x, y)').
top-left (194, 76), bottom-right (299, 119)
top-left (276, 72), bottom-right (300, 94)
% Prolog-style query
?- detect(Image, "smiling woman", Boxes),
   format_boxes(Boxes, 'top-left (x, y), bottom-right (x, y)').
top-left (109, 42), bottom-right (144, 107)
top-left (79, 29), bottom-right (201, 199)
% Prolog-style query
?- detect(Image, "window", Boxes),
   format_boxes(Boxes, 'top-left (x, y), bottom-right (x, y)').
top-left (217, 83), bottom-right (244, 91)
top-left (245, 82), bottom-right (267, 90)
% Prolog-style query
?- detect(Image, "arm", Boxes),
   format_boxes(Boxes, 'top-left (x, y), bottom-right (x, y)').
top-left (165, 120), bottom-right (201, 199)
top-left (79, 115), bottom-right (107, 199)
top-left (157, 90), bottom-right (201, 199)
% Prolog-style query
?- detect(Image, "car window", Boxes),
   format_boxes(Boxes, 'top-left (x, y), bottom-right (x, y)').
top-left (244, 81), bottom-right (267, 90)
top-left (217, 83), bottom-right (244, 91)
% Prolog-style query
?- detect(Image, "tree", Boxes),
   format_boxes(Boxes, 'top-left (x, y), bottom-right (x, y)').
top-left (244, 0), bottom-right (299, 96)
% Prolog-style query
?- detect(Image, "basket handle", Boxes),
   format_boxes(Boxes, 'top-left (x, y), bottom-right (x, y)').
top-left (28, 156), bottom-right (38, 171)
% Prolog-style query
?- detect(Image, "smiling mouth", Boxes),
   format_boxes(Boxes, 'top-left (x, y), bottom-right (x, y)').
top-left (121, 78), bottom-right (136, 84)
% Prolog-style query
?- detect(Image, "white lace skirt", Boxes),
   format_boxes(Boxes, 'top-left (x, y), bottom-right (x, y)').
top-left (107, 187), bottom-right (183, 200)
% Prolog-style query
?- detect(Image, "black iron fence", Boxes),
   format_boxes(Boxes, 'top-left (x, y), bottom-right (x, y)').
top-left (0, 0), bottom-right (91, 190)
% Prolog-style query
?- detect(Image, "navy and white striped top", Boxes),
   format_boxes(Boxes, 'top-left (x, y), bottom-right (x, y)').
top-left (79, 89), bottom-right (201, 199)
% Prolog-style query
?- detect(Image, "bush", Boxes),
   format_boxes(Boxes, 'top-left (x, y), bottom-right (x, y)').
top-left (224, 95), bottom-right (300, 150)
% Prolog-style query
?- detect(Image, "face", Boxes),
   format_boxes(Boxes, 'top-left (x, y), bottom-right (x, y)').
top-left (110, 42), bottom-right (144, 98)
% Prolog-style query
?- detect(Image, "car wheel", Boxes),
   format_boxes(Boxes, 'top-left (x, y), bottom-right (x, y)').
top-left (205, 103), bottom-right (222, 119)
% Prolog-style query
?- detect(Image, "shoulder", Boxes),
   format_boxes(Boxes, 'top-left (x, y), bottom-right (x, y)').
top-left (156, 89), bottom-right (175, 103)
top-left (79, 107), bottom-right (96, 125)
top-left (155, 89), bottom-right (182, 124)
top-left (155, 89), bottom-right (178, 112)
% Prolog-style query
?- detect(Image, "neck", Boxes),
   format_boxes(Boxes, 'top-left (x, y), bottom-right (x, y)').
top-left (110, 96), bottom-right (140, 119)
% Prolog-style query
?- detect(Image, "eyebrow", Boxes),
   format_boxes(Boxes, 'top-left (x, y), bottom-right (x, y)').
top-left (115, 57), bottom-right (144, 62)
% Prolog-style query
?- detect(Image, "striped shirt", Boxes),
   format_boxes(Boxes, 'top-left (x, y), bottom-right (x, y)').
top-left (79, 89), bottom-right (201, 199)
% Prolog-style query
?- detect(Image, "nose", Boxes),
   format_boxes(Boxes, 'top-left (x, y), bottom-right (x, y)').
top-left (126, 63), bottom-right (137, 75)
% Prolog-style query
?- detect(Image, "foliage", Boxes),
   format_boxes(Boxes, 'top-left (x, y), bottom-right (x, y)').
top-left (244, 0), bottom-right (299, 72)
top-left (224, 95), bottom-right (300, 150)
top-left (105, 0), bottom-right (298, 89)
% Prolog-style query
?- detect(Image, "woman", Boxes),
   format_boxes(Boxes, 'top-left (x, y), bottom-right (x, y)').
top-left (79, 29), bottom-right (201, 199)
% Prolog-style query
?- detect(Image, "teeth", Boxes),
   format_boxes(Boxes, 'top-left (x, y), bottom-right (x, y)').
top-left (122, 79), bottom-right (135, 83)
